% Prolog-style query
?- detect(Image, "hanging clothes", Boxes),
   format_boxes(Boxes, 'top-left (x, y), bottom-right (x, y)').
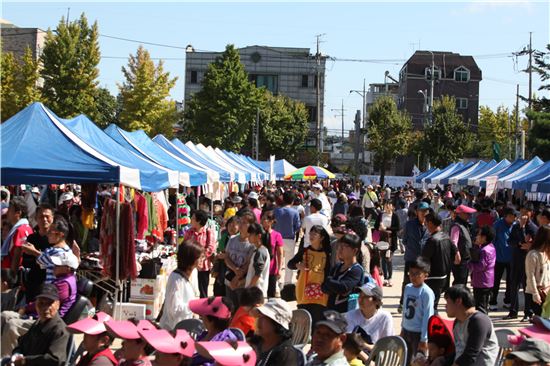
top-left (134, 192), bottom-right (149, 240)
top-left (100, 198), bottom-right (137, 280)
top-left (144, 193), bottom-right (158, 235)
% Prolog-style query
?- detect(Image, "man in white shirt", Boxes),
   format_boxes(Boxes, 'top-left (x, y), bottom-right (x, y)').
top-left (312, 183), bottom-right (332, 219)
top-left (303, 199), bottom-right (330, 247)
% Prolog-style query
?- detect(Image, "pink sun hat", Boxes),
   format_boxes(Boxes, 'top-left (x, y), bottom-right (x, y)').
top-left (196, 341), bottom-right (256, 366)
top-left (104, 319), bottom-right (156, 340)
top-left (139, 329), bottom-right (195, 357)
top-left (67, 312), bottom-right (112, 335)
top-left (189, 297), bottom-right (231, 319)
top-left (455, 205), bottom-right (477, 214)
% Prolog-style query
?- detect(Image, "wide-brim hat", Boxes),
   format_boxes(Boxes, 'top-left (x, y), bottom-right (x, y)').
top-left (196, 341), bottom-right (256, 366)
top-left (104, 319), bottom-right (156, 340)
top-left (139, 329), bottom-right (195, 357)
top-left (67, 312), bottom-right (112, 335)
top-left (254, 298), bottom-right (292, 330)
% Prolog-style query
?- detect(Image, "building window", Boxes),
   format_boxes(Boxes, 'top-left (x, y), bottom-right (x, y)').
top-left (399, 66), bottom-right (407, 82)
top-left (307, 106), bottom-right (317, 122)
top-left (457, 98), bottom-right (468, 109)
top-left (249, 74), bottom-right (278, 94)
top-left (190, 70), bottom-right (198, 84)
top-left (454, 67), bottom-right (470, 82)
top-left (301, 75), bottom-right (309, 88)
top-left (314, 75), bottom-right (318, 88)
top-left (425, 67), bottom-right (440, 81)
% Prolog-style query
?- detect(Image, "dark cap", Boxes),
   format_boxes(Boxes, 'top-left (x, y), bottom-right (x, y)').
top-left (507, 338), bottom-right (550, 363)
top-left (315, 310), bottom-right (348, 335)
top-left (417, 202), bottom-right (430, 211)
top-left (37, 283), bottom-right (59, 301)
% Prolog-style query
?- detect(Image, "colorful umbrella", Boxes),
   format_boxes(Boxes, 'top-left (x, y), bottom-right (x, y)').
top-left (284, 165), bottom-right (335, 180)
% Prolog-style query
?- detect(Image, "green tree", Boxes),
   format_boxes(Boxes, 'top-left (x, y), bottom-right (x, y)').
top-left (1, 47), bottom-right (42, 122)
top-left (118, 46), bottom-right (178, 138)
top-left (367, 96), bottom-right (413, 186)
top-left (526, 43), bottom-right (550, 159)
top-left (257, 90), bottom-right (309, 160)
top-left (1, 52), bottom-right (20, 121)
top-left (183, 44), bottom-right (260, 151)
top-left (476, 105), bottom-right (513, 159)
top-left (40, 13), bottom-right (101, 120)
top-left (422, 95), bottom-right (474, 168)
top-left (94, 87), bottom-right (118, 128)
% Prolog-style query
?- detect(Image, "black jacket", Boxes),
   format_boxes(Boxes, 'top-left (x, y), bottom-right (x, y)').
top-left (255, 338), bottom-right (305, 366)
top-left (12, 314), bottom-right (70, 366)
top-left (422, 231), bottom-right (457, 278)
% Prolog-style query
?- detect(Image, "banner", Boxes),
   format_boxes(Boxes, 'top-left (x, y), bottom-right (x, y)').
top-left (484, 176), bottom-right (498, 196)
top-left (269, 155), bottom-right (275, 183)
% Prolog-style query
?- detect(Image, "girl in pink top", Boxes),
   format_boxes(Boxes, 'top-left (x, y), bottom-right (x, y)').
top-left (261, 210), bottom-right (284, 297)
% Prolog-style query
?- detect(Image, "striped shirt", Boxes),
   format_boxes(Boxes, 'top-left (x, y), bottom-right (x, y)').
top-left (36, 245), bottom-right (72, 283)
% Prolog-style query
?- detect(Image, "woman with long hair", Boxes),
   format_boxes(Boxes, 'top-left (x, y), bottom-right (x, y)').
top-left (288, 225), bottom-right (331, 326)
top-left (525, 225), bottom-right (550, 316)
top-left (373, 201), bottom-right (399, 287)
top-left (322, 233), bottom-right (365, 313)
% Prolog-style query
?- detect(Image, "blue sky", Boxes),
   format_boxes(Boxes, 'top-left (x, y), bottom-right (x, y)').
top-left (3, 1), bottom-right (549, 132)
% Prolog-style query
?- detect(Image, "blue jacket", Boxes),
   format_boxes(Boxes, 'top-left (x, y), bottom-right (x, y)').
top-left (403, 218), bottom-right (429, 262)
top-left (492, 218), bottom-right (513, 263)
top-left (273, 206), bottom-right (301, 239)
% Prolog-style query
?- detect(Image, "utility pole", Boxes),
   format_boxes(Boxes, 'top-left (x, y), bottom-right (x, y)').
top-left (515, 84), bottom-right (520, 160)
top-left (354, 110), bottom-right (361, 176)
top-left (66, 7), bottom-right (70, 25)
top-left (315, 34), bottom-right (325, 164)
top-left (350, 80), bottom-right (367, 173)
top-left (528, 32), bottom-right (533, 113)
top-left (428, 51), bottom-right (435, 126)
top-left (331, 100), bottom-right (347, 166)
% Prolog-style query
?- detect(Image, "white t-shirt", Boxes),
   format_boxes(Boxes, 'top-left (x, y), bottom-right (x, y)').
top-left (303, 213), bottom-right (330, 247)
top-left (345, 308), bottom-right (394, 344)
top-left (159, 271), bottom-right (197, 329)
top-left (245, 245), bottom-right (270, 297)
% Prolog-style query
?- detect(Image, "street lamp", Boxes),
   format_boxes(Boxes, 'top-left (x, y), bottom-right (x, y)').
top-left (418, 89), bottom-right (431, 170)
top-left (350, 79), bottom-right (367, 175)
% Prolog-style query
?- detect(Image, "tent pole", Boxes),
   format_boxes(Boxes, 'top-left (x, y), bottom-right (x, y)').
top-left (114, 185), bottom-right (121, 320)
top-left (175, 186), bottom-right (179, 245)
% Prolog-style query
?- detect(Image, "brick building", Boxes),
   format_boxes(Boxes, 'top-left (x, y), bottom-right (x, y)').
top-left (1, 20), bottom-right (46, 62)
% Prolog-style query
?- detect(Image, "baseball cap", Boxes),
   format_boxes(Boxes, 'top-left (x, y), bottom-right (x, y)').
top-left (58, 191), bottom-right (74, 205)
top-left (506, 338), bottom-right (550, 363)
top-left (36, 283), bottom-right (59, 301)
top-left (315, 310), bottom-right (348, 335)
top-left (248, 191), bottom-right (259, 200)
top-left (50, 251), bottom-right (80, 269)
top-left (367, 185), bottom-right (373, 190)
top-left (455, 205), bottom-right (476, 214)
top-left (312, 183), bottom-right (323, 190)
top-left (254, 298), bottom-right (292, 330)
top-left (358, 282), bottom-right (383, 301)
top-left (231, 196), bottom-right (242, 204)
top-left (417, 202), bottom-right (430, 211)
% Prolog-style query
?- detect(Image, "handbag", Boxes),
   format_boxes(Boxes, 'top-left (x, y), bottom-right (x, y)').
top-left (538, 285), bottom-right (549, 304)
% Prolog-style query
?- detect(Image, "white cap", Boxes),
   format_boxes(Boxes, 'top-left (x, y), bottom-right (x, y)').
top-left (58, 192), bottom-right (74, 205)
top-left (51, 251), bottom-right (79, 269)
top-left (248, 191), bottom-right (259, 200)
top-left (312, 183), bottom-right (323, 190)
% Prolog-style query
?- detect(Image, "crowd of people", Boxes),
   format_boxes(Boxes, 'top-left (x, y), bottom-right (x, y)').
top-left (1, 181), bottom-right (550, 366)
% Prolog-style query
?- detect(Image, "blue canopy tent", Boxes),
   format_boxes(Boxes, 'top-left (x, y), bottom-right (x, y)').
top-left (224, 151), bottom-right (270, 181)
top-left (463, 159), bottom-right (511, 186)
top-left (425, 163), bottom-right (466, 184)
top-left (206, 146), bottom-right (254, 183)
top-left (512, 161), bottom-right (550, 191)
top-left (246, 157), bottom-right (297, 180)
top-left (415, 167), bottom-right (438, 183)
top-left (476, 159), bottom-right (527, 187)
top-left (62, 115), bottom-right (178, 191)
top-left (151, 135), bottom-right (221, 184)
top-left (105, 125), bottom-right (208, 187)
top-left (534, 180), bottom-right (550, 193)
top-left (170, 139), bottom-right (233, 182)
top-left (498, 157), bottom-right (544, 189)
top-left (441, 161), bottom-right (487, 185)
top-left (1, 103), bottom-right (140, 187)
top-left (187, 142), bottom-right (249, 183)
top-left (446, 160), bottom-right (494, 185)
